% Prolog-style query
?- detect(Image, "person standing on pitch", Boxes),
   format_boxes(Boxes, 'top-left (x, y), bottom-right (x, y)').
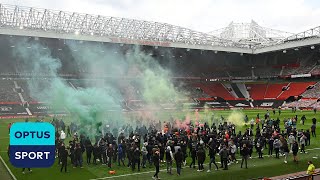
top-left (189, 145), bottom-right (196, 169)
top-left (60, 146), bottom-right (69, 173)
top-left (175, 148), bottom-right (183, 176)
top-left (132, 147), bottom-right (141, 171)
top-left (311, 123), bottom-right (316, 137)
top-left (197, 146), bottom-right (206, 172)
top-left (207, 144), bottom-right (219, 172)
top-left (240, 144), bottom-right (249, 169)
top-left (22, 168), bottom-right (32, 174)
top-left (292, 141), bottom-right (299, 163)
top-left (153, 150), bottom-right (160, 180)
top-left (165, 146), bottom-right (174, 174)
top-left (273, 138), bottom-right (281, 158)
top-left (219, 145), bottom-right (229, 170)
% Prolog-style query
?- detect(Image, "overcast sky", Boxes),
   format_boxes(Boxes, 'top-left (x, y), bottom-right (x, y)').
top-left (4, 0), bottom-right (320, 33)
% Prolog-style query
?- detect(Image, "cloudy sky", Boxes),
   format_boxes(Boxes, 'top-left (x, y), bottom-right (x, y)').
top-left (5, 0), bottom-right (320, 33)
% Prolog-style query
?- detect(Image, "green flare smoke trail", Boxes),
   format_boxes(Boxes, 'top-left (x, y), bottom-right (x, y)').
top-left (10, 38), bottom-right (187, 138)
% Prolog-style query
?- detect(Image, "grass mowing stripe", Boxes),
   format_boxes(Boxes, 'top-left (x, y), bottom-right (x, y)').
top-left (90, 147), bottom-right (320, 180)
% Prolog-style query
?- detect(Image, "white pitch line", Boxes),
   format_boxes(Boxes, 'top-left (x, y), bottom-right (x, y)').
top-left (0, 155), bottom-right (17, 180)
top-left (90, 147), bottom-right (320, 180)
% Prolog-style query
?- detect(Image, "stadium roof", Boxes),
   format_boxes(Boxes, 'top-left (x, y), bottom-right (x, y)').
top-left (0, 4), bottom-right (319, 54)
top-left (209, 20), bottom-right (294, 46)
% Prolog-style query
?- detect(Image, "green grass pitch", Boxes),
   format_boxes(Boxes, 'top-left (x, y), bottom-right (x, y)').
top-left (0, 109), bottom-right (319, 180)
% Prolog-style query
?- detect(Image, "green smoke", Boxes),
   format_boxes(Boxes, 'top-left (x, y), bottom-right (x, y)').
top-left (11, 38), bottom-right (123, 137)
top-left (66, 42), bottom-right (187, 112)
top-left (11, 37), bottom-right (187, 136)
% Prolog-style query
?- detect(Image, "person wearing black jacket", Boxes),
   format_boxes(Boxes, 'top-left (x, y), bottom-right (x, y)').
top-left (268, 137), bottom-right (274, 157)
top-left (153, 150), bottom-right (160, 180)
top-left (241, 144), bottom-right (249, 169)
top-left (219, 145), bottom-right (229, 170)
top-left (93, 144), bottom-right (99, 165)
top-left (292, 141), bottom-right (299, 163)
top-left (197, 146), bottom-right (206, 171)
top-left (74, 143), bottom-right (83, 168)
top-left (189, 145), bottom-right (196, 169)
top-left (86, 143), bottom-right (93, 165)
top-left (60, 146), bottom-right (68, 173)
top-left (305, 130), bottom-right (311, 146)
top-left (311, 124), bottom-right (316, 137)
top-left (132, 147), bottom-right (141, 171)
top-left (107, 144), bottom-right (113, 168)
top-left (175, 148), bottom-right (183, 176)
top-left (208, 145), bottom-right (219, 172)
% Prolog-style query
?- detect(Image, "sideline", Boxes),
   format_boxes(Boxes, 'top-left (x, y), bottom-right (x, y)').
top-left (0, 155), bottom-right (17, 180)
top-left (90, 147), bottom-right (320, 180)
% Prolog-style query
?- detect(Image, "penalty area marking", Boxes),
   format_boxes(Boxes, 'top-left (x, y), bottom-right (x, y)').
top-left (90, 147), bottom-right (320, 180)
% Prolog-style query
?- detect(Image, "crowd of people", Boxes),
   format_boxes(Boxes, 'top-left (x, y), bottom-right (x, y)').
top-left (48, 111), bottom-right (318, 179)
top-left (7, 111), bottom-right (318, 179)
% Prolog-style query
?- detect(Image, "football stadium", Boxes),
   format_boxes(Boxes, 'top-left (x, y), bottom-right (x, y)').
top-left (0, 2), bottom-right (320, 180)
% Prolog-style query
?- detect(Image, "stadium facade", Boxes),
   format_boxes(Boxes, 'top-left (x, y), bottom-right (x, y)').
top-left (0, 4), bottom-right (320, 118)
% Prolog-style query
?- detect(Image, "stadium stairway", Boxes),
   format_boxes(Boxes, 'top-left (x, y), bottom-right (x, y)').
top-left (236, 83), bottom-right (250, 99)
top-left (69, 81), bottom-right (77, 90)
top-left (224, 83), bottom-right (238, 98)
top-left (265, 83), bottom-right (288, 99)
top-left (13, 81), bottom-right (19, 89)
top-left (231, 83), bottom-right (245, 98)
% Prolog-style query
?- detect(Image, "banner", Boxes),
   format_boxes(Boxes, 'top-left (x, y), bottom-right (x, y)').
top-left (291, 74), bottom-right (311, 78)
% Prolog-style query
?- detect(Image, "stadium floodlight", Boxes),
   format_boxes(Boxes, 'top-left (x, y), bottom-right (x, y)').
top-left (311, 46), bottom-right (315, 49)
top-left (90, 32), bottom-right (94, 36)
top-left (75, 30), bottom-right (80, 35)
top-left (240, 53), bottom-right (243, 56)
top-left (283, 50), bottom-right (287, 53)
top-left (187, 48), bottom-right (190, 52)
top-left (19, 26), bottom-right (23, 30)
top-left (214, 51), bottom-right (218, 54)
top-left (294, 48), bottom-right (299, 51)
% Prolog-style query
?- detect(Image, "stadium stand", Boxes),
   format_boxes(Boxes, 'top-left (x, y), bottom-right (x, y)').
top-left (16, 80), bottom-right (34, 102)
top-left (254, 67), bottom-right (281, 77)
top-left (278, 82), bottom-right (315, 100)
top-left (310, 65), bottom-right (320, 75)
top-left (285, 99), bottom-right (317, 108)
top-left (193, 83), bottom-right (235, 100)
top-left (246, 83), bottom-right (267, 100)
top-left (301, 82), bottom-right (320, 98)
top-left (0, 79), bottom-right (20, 102)
top-left (265, 83), bottom-right (288, 99)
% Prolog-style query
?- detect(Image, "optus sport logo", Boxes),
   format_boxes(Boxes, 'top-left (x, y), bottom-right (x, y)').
top-left (10, 122), bottom-right (55, 167)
